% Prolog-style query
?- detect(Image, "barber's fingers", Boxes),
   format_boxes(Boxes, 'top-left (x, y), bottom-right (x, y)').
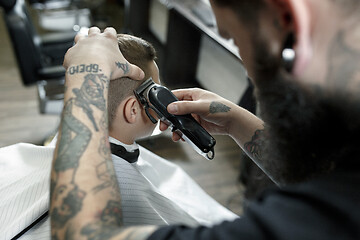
top-left (168, 88), bottom-right (205, 115)
top-left (171, 88), bottom-right (198, 101)
top-left (127, 63), bottom-right (145, 80)
top-left (78, 27), bottom-right (112, 41)
top-left (74, 33), bottom-right (86, 44)
top-left (172, 133), bottom-right (183, 142)
top-left (103, 27), bottom-right (117, 37)
top-left (160, 120), bottom-right (180, 141)
top-left (88, 26), bottom-right (101, 35)
top-left (159, 121), bottom-right (184, 142)
top-left (159, 121), bottom-right (169, 131)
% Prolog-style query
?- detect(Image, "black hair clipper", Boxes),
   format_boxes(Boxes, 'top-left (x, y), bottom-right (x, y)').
top-left (134, 78), bottom-right (216, 160)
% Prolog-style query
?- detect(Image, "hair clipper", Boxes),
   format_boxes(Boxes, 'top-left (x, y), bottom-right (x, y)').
top-left (134, 78), bottom-right (216, 160)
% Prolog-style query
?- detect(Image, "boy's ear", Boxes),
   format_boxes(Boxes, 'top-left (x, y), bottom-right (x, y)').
top-left (123, 97), bottom-right (141, 124)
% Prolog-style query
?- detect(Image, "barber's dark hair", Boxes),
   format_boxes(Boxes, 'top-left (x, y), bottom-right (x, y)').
top-left (108, 34), bottom-right (157, 130)
top-left (212, 0), bottom-right (264, 24)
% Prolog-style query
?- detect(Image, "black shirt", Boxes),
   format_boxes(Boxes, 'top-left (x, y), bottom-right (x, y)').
top-left (148, 170), bottom-right (360, 240)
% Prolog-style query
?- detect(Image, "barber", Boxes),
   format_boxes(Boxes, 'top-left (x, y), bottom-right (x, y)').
top-left (50, 0), bottom-right (360, 239)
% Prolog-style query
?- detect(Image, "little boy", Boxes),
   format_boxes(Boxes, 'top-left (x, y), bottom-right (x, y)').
top-left (0, 34), bottom-right (238, 239)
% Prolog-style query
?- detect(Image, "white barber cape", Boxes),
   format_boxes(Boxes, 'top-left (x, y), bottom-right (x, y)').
top-left (0, 137), bottom-right (238, 240)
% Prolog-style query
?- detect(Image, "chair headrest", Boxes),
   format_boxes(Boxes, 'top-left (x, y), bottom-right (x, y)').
top-left (0, 0), bottom-right (17, 12)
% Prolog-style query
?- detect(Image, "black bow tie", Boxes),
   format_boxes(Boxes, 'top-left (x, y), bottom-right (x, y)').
top-left (110, 143), bottom-right (140, 163)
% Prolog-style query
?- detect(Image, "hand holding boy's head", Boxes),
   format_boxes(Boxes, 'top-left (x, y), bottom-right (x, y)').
top-left (65, 27), bottom-right (144, 81)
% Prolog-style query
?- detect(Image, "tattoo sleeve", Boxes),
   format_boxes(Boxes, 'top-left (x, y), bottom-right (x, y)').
top-left (50, 69), bottom-right (157, 239)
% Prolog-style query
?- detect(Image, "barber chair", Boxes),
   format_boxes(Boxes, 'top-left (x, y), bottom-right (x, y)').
top-left (0, 0), bottom-right (77, 114)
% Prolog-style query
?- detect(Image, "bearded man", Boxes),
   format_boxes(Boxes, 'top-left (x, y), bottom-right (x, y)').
top-left (50, 0), bottom-right (360, 239)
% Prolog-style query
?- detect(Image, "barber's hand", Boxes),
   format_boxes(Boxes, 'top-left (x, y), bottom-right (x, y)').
top-left (63, 26), bottom-right (144, 81)
top-left (160, 88), bottom-right (238, 142)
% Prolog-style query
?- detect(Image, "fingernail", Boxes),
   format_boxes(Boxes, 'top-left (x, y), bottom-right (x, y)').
top-left (168, 104), bottom-right (178, 113)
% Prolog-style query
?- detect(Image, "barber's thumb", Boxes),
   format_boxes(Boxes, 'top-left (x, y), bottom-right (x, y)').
top-left (125, 63), bottom-right (145, 80)
top-left (167, 103), bottom-right (179, 114)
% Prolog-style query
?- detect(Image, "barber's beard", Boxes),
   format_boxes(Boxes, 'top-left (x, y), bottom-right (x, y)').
top-left (251, 41), bottom-right (360, 184)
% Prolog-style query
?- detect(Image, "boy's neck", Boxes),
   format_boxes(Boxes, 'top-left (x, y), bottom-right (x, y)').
top-left (109, 136), bottom-right (137, 147)
top-left (109, 130), bottom-right (135, 145)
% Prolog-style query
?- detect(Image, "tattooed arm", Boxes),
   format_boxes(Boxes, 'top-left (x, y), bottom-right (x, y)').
top-left (50, 27), bottom-right (157, 239)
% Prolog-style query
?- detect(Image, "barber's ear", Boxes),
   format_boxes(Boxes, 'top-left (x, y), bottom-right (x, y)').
top-left (123, 97), bottom-right (141, 124)
top-left (268, 0), bottom-right (313, 76)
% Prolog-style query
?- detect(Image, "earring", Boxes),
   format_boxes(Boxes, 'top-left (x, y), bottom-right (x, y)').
top-left (281, 33), bottom-right (296, 73)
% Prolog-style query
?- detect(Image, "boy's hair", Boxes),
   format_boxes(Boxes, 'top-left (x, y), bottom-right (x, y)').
top-left (108, 34), bottom-right (157, 130)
